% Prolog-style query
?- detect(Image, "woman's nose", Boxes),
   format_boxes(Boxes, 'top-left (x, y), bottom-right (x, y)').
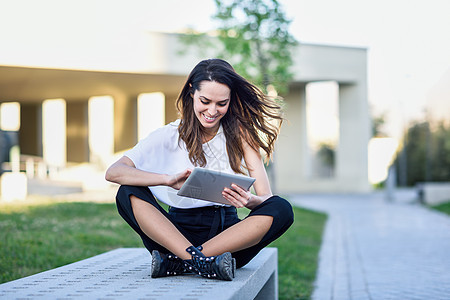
top-left (208, 105), bottom-right (217, 115)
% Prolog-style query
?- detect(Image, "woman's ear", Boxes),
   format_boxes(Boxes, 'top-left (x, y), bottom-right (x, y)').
top-left (189, 83), bottom-right (194, 98)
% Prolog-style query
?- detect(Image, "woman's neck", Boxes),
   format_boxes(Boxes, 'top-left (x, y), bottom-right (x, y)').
top-left (202, 125), bottom-right (220, 143)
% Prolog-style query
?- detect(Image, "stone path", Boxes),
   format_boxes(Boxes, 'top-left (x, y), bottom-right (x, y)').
top-left (291, 190), bottom-right (450, 300)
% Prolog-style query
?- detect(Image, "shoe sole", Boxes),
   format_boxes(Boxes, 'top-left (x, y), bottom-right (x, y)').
top-left (218, 252), bottom-right (233, 281)
top-left (232, 258), bottom-right (236, 278)
top-left (151, 250), bottom-right (161, 278)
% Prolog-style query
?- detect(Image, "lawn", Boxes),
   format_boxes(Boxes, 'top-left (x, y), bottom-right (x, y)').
top-left (429, 200), bottom-right (450, 216)
top-left (0, 198), bottom-right (326, 299)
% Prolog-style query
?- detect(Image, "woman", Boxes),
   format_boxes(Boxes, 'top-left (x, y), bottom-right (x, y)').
top-left (105, 58), bottom-right (294, 281)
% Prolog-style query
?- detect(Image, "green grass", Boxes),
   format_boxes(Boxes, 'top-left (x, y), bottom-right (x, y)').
top-left (270, 207), bottom-right (327, 299)
top-left (0, 199), bottom-right (326, 300)
top-left (0, 200), bottom-right (142, 283)
top-left (429, 201), bottom-right (450, 216)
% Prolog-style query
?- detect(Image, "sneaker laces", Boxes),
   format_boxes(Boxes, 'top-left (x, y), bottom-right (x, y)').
top-left (191, 255), bottom-right (218, 278)
top-left (165, 254), bottom-right (186, 275)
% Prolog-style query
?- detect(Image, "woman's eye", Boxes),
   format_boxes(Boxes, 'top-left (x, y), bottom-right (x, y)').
top-left (218, 103), bottom-right (227, 107)
top-left (201, 100), bottom-right (209, 105)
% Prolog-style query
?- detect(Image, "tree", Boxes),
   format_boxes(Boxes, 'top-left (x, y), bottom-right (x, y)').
top-left (181, 0), bottom-right (297, 95)
top-left (430, 121), bottom-right (450, 180)
top-left (394, 120), bottom-right (450, 186)
top-left (372, 112), bottom-right (387, 137)
top-left (316, 143), bottom-right (335, 178)
top-left (180, 0), bottom-right (296, 192)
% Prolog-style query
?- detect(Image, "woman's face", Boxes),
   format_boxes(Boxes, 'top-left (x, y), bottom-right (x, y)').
top-left (192, 80), bottom-right (231, 136)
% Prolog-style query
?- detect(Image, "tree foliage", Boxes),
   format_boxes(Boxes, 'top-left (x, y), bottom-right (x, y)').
top-left (181, 0), bottom-right (297, 94)
top-left (372, 113), bottom-right (387, 137)
top-left (394, 120), bottom-right (450, 186)
top-left (315, 143), bottom-right (335, 178)
top-left (317, 143), bottom-right (335, 168)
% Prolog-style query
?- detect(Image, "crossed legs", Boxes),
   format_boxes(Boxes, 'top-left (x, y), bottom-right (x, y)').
top-left (130, 195), bottom-right (273, 260)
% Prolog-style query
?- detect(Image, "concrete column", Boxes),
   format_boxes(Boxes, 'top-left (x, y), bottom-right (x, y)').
top-left (337, 83), bottom-right (371, 192)
top-left (297, 85), bottom-right (312, 180)
top-left (66, 100), bottom-right (89, 163)
top-left (113, 93), bottom-right (137, 153)
top-left (275, 85), bottom-right (310, 193)
top-left (299, 85), bottom-right (312, 180)
top-left (19, 102), bottom-right (42, 156)
top-left (164, 93), bottom-right (179, 124)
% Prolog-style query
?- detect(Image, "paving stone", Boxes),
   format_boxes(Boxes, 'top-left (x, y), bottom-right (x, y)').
top-left (292, 190), bottom-right (450, 300)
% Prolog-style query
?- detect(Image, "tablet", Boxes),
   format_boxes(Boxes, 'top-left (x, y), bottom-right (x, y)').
top-left (177, 168), bottom-right (256, 205)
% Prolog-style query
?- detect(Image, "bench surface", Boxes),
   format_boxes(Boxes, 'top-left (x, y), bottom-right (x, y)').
top-left (0, 247), bottom-right (277, 300)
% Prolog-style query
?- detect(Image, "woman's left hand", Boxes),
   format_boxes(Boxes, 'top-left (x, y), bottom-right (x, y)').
top-left (222, 184), bottom-right (270, 210)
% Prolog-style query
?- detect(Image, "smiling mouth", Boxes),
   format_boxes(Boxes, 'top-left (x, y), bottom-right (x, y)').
top-left (202, 114), bottom-right (218, 122)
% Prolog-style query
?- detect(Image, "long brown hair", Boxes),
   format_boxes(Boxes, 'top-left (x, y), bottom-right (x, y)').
top-left (176, 58), bottom-right (283, 174)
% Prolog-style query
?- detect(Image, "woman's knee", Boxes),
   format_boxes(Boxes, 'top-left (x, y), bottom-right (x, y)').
top-left (267, 196), bottom-right (294, 228)
top-left (116, 185), bottom-right (133, 206)
top-left (116, 185), bottom-right (152, 206)
top-left (116, 185), bottom-right (152, 223)
top-left (280, 196), bottom-right (294, 223)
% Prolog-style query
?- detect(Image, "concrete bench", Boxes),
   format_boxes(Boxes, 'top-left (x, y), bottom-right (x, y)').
top-left (0, 247), bottom-right (278, 300)
top-left (416, 182), bottom-right (450, 205)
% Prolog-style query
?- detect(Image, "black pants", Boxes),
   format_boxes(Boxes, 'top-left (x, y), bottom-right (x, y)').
top-left (116, 185), bottom-right (294, 268)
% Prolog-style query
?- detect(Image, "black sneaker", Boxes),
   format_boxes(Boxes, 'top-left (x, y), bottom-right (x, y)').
top-left (151, 250), bottom-right (187, 278)
top-left (183, 246), bottom-right (235, 281)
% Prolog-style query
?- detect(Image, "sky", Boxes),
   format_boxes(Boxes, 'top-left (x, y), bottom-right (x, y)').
top-left (1, 0), bottom-right (450, 138)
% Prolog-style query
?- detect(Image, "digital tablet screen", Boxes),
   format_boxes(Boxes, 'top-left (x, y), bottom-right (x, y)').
top-left (177, 168), bottom-right (256, 205)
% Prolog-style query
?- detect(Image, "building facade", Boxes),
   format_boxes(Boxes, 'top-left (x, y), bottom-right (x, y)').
top-left (0, 32), bottom-right (371, 196)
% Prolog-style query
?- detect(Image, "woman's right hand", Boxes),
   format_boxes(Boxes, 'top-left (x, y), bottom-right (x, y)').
top-left (166, 169), bottom-right (192, 190)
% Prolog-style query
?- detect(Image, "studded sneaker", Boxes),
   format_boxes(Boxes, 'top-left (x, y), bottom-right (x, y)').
top-left (183, 246), bottom-right (235, 281)
top-left (151, 250), bottom-right (187, 278)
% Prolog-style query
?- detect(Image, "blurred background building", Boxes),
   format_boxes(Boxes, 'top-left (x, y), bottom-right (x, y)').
top-left (0, 32), bottom-right (371, 199)
top-left (1, 0), bottom-right (449, 201)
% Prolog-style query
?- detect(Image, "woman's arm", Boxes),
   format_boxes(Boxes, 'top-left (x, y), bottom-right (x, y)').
top-left (222, 140), bottom-right (273, 209)
top-left (105, 156), bottom-right (191, 190)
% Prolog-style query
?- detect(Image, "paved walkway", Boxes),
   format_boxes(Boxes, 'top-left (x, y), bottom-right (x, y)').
top-left (291, 190), bottom-right (450, 300)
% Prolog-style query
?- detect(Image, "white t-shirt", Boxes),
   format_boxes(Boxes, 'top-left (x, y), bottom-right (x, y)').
top-left (124, 119), bottom-right (238, 208)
